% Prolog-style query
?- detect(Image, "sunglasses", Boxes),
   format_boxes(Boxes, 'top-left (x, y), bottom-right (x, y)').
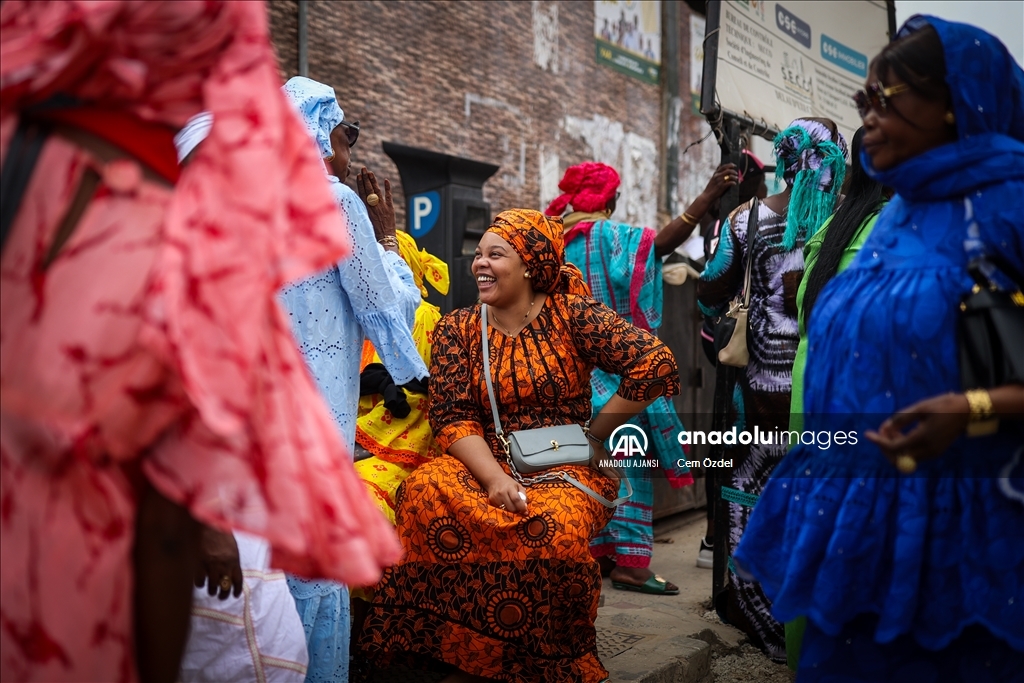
top-left (338, 120), bottom-right (360, 148)
top-left (852, 82), bottom-right (909, 118)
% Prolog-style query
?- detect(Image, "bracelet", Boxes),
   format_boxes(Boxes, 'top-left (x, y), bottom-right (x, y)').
top-left (586, 430), bottom-right (606, 446)
top-left (679, 211), bottom-right (698, 227)
top-left (378, 235), bottom-right (399, 249)
top-left (964, 388), bottom-right (998, 437)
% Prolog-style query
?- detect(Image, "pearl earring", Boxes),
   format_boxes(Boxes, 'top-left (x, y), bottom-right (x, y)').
top-left (944, 111), bottom-right (956, 125)
top-left (524, 271), bottom-right (531, 278)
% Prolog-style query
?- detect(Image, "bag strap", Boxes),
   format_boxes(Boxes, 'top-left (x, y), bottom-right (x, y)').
top-left (557, 471), bottom-right (633, 508)
top-left (741, 198), bottom-right (760, 308)
top-left (481, 304), bottom-right (507, 445)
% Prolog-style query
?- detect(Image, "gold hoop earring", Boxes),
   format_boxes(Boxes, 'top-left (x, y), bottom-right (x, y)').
top-left (944, 111), bottom-right (956, 125)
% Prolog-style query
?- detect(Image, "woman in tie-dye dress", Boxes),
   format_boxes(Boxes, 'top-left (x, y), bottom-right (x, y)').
top-left (696, 118), bottom-right (847, 661)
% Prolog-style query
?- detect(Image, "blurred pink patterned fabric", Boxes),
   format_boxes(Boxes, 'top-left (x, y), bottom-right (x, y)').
top-left (0, 2), bottom-right (400, 680)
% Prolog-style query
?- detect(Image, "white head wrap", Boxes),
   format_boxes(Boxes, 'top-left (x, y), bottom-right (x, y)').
top-left (173, 112), bottom-right (214, 164)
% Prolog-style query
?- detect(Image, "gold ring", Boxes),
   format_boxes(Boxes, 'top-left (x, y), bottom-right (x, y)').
top-left (366, 193), bottom-right (380, 207)
top-left (895, 454), bottom-right (917, 474)
top-left (220, 576), bottom-right (232, 592)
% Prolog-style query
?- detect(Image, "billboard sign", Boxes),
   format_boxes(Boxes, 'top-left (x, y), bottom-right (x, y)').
top-left (705, 1), bottom-right (893, 143)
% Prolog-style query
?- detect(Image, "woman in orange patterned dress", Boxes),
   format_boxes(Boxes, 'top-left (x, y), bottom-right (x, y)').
top-left (360, 209), bottom-right (681, 682)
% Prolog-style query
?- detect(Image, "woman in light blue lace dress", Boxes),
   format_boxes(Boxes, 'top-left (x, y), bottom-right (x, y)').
top-left (279, 77), bottom-right (428, 683)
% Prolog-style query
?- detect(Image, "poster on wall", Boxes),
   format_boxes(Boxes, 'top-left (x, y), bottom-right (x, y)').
top-left (708, 0), bottom-right (892, 143)
top-left (595, 1), bottom-right (661, 85)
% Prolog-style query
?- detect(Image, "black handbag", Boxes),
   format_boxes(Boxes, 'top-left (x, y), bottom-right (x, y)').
top-left (958, 254), bottom-right (1024, 390)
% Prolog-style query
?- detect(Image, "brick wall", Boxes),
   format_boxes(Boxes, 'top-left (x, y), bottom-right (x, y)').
top-left (266, 1), bottom-right (718, 232)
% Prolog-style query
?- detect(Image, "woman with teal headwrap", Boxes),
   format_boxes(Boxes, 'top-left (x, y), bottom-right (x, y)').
top-left (734, 16), bottom-right (1024, 680)
top-left (697, 117), bottom-right (847, 661)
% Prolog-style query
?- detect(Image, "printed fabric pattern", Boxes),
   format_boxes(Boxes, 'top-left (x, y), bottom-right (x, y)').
top-left (354, 298), bottom-right (444, 526)
top-left (0, 3), bottom-right (402, 681)
top-left (563, 219), bottom-right (692, 569)
top-left (360, 294), bottom-right (680, 681)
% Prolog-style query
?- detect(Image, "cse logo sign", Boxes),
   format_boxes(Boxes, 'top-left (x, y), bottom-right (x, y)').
top-left (608, 424), bottom-right (648, 459)
top-left (408, 191), bottom-right (440, 238)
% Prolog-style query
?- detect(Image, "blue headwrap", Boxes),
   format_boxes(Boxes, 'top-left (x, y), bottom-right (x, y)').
top-left (896, 15), bottom-right (1024, 144)
top-left (864, 16), bottom-right (1024, 202)
top-left (282, 76), bottom-right (345, 160)
top-left (773, 119), bottom-right (848, 251)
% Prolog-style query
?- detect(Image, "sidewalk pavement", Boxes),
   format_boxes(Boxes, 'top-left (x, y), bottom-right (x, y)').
top-left (596, 509), bottom-right (752, 683)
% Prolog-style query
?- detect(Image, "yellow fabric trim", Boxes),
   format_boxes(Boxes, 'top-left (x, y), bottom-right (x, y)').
top-left (396, 230), bottom-right (450, 298)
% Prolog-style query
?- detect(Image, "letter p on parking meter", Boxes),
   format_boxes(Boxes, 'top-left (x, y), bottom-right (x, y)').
top-left (409, 191), bottom-right (440, 238)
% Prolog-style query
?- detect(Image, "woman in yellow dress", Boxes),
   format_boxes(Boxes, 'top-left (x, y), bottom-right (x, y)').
top-left (354, 230), bottom-right (449, 523)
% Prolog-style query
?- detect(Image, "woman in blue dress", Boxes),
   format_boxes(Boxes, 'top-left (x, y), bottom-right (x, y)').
top-left (734, 16), bottom-right (1024, 681)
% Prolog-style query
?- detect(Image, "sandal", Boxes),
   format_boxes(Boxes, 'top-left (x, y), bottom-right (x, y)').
top-left (611, 574), bottom-right (679, 596)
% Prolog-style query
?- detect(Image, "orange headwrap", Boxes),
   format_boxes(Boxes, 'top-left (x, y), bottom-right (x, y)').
top-left (486, 209), bottom-right (590, 296)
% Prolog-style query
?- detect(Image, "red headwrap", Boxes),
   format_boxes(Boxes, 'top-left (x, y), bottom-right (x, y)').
top-left (487, 209), bottom-right (591, 296)
top-left (544, 162), bottom-right (620, 216)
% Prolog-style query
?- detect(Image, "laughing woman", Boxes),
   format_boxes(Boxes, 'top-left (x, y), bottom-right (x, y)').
top-left (734, 16), bottom-right (1024, 681)
top-left (360, 209), bottom-right (681, 682)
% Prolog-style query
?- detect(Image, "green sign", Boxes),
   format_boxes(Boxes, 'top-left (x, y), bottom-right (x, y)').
top-left (596, 38), bottom-right (660, 85)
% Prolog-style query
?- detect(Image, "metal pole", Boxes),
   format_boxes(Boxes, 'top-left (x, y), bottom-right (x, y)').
top-left (699, 1), bottom-right (721, 120)
top-left (298, 0), bottom-right (309, 78)
top-left (661, 0), bottom-right (681, 216)
top-left (710, 114), bottom-right (744, 611)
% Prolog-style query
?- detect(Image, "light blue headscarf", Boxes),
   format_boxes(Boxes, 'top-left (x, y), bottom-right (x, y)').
top-left (282, 76), bottom-right (344, 160)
